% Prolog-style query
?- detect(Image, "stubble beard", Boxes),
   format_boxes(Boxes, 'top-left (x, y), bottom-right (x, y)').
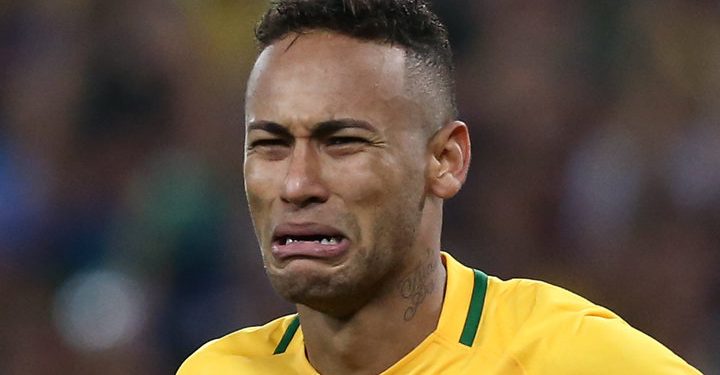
top-left (266, 251), bottom-right (389, 317)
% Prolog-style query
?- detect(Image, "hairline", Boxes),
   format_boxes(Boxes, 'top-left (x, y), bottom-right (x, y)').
top-left (253, 30), bottom-right (455, 134)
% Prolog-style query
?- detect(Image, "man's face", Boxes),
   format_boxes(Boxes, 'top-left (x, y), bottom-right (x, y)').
top-left (244, 32), bottom-right (432, 313)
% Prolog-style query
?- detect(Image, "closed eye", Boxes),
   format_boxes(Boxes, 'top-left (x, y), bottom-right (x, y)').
top-left (247, 138), bottom-right (292, 160)
top-left (249, 139), bottom-right (290, 149)
top-left (327, 136), bottom-right (369, 146)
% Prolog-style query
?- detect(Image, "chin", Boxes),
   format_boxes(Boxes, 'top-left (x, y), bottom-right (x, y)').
top-left (267, 267), bottom-right (364, 315)
top-left (271, 271), bottom-right (340, 297)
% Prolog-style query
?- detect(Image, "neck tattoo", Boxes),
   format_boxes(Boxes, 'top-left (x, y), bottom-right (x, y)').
top-left (398, 258), bottom-right (437, 321)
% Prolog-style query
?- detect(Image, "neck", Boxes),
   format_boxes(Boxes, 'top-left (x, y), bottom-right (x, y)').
top-left (298, 250), bottom-right (447, 375)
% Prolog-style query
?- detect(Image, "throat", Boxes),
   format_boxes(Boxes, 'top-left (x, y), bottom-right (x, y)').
top-left (299, 258), bottom-right (447, 375)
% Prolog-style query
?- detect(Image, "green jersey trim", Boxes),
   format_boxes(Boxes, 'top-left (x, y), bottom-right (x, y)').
top-left (273, 315), bottom-right (300, 355)
top-left (459, 269), bottom-right (488, 346)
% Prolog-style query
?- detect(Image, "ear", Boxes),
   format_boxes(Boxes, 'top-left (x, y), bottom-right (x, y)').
top-left (427, 121), bottom-right (471, 199)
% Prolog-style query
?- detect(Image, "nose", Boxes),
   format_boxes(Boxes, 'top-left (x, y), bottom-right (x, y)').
top-left (281, 141), bottom-right (330, 207)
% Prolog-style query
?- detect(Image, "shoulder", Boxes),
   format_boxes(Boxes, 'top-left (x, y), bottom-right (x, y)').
top-left (484, 277), bottom-right (701, 374)
top-left (488, 277), bottom-right (612, 323)
top-left (176, 314), bottom-right (299, 375)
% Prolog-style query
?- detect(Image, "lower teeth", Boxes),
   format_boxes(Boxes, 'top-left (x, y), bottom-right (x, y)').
top-left (285, 237), bottom-right (339, 245)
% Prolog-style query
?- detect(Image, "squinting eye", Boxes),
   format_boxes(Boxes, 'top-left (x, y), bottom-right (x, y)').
top-left (327, 137), bottom-right (369, 146)
top-left (249, 139), bottom-right (289, 149)
top-left (247, 139), bottom-right (291, 160)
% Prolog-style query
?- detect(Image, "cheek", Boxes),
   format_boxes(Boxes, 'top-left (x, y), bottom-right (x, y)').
top-left (245, 187), bottom-right (266, 219)
top-left (244, 161), bottom-right (280, 239)
top-left (331, 157), bottom-right (395, 202)
top-left (244, 160), bottom-right (279, 202)
top-left (335, 154), bottom-right (426, 226)
top-left (340, 150), bottom-right (425, 201)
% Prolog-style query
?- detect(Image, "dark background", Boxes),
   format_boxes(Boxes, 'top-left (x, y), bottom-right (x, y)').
top-left (0, 1), bottom-right (718, 373)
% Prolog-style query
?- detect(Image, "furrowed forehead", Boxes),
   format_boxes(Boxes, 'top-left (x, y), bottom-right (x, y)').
top-left (246, 32), bottom-right (452, 134)
top-left (245, 32), bottom-right (411, 124)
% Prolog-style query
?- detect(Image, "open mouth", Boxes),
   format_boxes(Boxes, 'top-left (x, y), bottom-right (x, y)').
top-left (279, 235), bottom-right (344, 246)
top-left (271, 224), bottom-right (350, 261)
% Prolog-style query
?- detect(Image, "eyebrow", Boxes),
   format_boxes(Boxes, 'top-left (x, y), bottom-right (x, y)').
top-left (247, 121), bottom-right (292, 137)
top-left (247, 118), bottom-right (377, 138)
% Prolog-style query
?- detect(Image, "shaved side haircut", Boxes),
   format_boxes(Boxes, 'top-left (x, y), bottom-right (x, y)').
top-left (254, 0), bottom-right (458, 130)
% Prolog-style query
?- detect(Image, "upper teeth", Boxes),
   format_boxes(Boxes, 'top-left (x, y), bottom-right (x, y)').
top-left (286, 237), bottom-right (339, 245)
top-left (321, 237), bottom-right (338, 245)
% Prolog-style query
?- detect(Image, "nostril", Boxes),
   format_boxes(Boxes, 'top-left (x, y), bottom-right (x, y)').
top-left (281, 173), bottom-right (330, 206)
top-left (281, 195), bottom-right (328, 208)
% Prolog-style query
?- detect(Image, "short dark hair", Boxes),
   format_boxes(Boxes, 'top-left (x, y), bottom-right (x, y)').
top-left (255, 0), bottom-right (458, 125)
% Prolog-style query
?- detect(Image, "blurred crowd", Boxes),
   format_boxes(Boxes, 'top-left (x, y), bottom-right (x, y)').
top-left (0, 0), bottom-right (718, 373)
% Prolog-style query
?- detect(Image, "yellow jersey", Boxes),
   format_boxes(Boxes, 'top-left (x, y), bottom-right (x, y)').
top-left (178, 252), bottom-right (701, 374)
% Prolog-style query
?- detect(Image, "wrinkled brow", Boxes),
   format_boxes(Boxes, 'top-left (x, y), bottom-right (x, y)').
top-left (247, 121), bottom-right (291, 137)
top-left (247, 118), bottom-right (377, 138)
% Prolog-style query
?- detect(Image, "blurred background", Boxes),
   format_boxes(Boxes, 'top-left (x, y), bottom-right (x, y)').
top-left (0, 0), bottom-right (718, 373)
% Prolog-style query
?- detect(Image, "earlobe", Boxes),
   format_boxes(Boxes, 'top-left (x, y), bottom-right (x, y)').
top-left (428, 121), bottom-right (471, 199)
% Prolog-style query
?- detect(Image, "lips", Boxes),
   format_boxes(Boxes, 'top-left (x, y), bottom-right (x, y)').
top-left (271, 223), bottom-right (351, 261)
